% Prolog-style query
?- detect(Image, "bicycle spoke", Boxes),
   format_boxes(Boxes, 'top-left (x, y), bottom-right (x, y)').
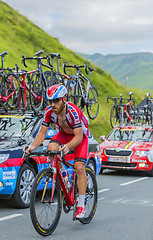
top-left (29, 71), bottom-right (44, 113)
top-left (30, 169), bottom-right (62, 236)
top-left (87, 86), bottom-right (99, 120)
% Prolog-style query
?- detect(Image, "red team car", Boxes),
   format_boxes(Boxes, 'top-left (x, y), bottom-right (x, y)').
top-left (99, 125), bottom-right (153, 176)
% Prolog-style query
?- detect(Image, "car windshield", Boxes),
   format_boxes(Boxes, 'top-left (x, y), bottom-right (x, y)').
top-left (0, 115), bottom-right (36, 139)
top-left (107, 129), bottom-right (153, 142)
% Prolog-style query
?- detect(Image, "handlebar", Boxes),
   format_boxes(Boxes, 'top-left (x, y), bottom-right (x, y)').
top-left (25, 150), bottom-right (70, 168)
top-left (21, 54), bottom-right (48, 68)
top-left (63, 62), bottom-right (91, 74)
top-left (84, 61), bottom-right (95, 75)
top-left (107, 94), bottom-right (135, 103)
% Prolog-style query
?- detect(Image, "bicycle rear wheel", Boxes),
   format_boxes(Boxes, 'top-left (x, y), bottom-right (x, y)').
top-left (45, 71), bottom-right (65, 87)
top-left (30, 168), bottom-right (62, 236)
top-left (74, 80), bottom-right (86, 110)
top-left (86, 85), bottom-right (99, 120)
top-left (29, 71), bottom-right (44, 113)
top-left (74, 166), bottom-right (97, 224)
top-left (5, 73), bottom-right (20, 109)
top-left (44, 70), bottom-right (54, 87)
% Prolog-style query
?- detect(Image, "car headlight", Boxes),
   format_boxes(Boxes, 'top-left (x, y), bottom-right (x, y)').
top-left (0, 154), bottom-right (10, 164)
top-left (135, 151), bottom-right (147, 157)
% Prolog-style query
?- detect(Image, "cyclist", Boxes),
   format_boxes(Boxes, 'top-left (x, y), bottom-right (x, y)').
top-left (23, 84), bottom-right (89, 219)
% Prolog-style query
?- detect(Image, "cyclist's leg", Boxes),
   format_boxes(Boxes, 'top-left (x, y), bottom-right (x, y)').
top-left (73, 135), bottom-right (88, 218)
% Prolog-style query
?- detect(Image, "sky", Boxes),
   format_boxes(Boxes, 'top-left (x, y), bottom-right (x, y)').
top-left (2, 0), bottom-right (153, 55)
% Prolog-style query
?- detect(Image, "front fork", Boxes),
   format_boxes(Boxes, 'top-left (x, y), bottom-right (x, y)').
top-left (41, 158), bottom-right (58, 203)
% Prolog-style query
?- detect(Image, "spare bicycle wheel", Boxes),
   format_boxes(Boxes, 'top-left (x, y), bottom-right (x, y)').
top-left (86, 85), bottom-right (99, 120)
top-left (29, 71), bottom-right (44, 113)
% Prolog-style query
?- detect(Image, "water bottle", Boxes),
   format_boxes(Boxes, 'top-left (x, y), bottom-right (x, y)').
top-left (62, 171), bottom-right (71, 189)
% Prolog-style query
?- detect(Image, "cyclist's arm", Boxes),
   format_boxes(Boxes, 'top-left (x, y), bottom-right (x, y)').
top-left (23, 125), bottom-right (48, 154)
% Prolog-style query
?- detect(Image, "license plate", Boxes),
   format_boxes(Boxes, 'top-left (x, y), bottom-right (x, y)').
top-left (108, 157), bottom-right (127, 162)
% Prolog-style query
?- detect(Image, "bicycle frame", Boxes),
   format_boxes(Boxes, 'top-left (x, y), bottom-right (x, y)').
top-left (0, 73), bottom-right (16, 103)
top-left (0, 51), bottom-right (17, 109)
top-left (42, 155), bottom-right (76, 206)
top-left (56, 161), bottom-right (76, 206)
top-left (124, 100), bottom-right (133, 122)
top-left (79, 70), bottom-right (93, 101)
top-left (16, 70), bottom-right (42, 110)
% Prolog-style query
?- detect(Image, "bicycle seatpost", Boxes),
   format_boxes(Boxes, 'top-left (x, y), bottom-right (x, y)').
top-left (129, 91), bottom-right (133, 100)
top-left (120, 94), bottom-right (123, 103)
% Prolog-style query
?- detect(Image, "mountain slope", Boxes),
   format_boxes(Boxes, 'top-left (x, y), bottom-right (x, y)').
top-left (0, 1), bottom-right (149, 139)
top-left (79, 52), bottom-right (153, 89)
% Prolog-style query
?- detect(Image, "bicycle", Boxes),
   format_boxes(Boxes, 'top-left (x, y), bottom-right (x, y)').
top-left (107, 94), bottom-right (124, 127)
top-left (26, 150), bottom-right (97, 236)
top-left (0, 51), bottom-right (20, 111)
top-left (63, 62), bottom-right (99, 120)
top-left (22, 50), bottom-right (53, 113)
top-left (11, 65), bottom-right (41, 112)
top-left (141, 93), bottom-right (153, 125)
top-left (108, 92), bottom-right (135, 127)
top-left (44, 53), bottom-right (65, 86)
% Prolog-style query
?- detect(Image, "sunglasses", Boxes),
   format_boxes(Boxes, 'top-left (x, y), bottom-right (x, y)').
top-left (49, 98), bottom-right (64, 104)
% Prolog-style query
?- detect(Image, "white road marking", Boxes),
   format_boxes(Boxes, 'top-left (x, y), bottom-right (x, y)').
top-left (98, 189), bottom-right (110, 193)
top-left (120, 177), bottom-right (149, 186)
top-left (0, 213), bottom-right (23, 222)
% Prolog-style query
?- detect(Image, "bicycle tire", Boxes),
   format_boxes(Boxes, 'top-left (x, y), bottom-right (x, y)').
top-left (74, 166), bottom-right (97, 224)
top-left (74, 79), bottom-right (86, 110)
top-left (86, 85), bottom-right (99, 120)
top-left (45, 71), bottom-right (65, 87)
top-left (30, 168), bottom-right (62, 236)
top-left (29, 71), bottom-right (44, 113)
top-left (5, 72), bottom-right (20, 109)
top-left (44, 70), bottom-right (54, 87)
top-left (110, 105), bottom-right (121, 128)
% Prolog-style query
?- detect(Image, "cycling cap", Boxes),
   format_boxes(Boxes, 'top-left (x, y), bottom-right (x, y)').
top-left (46, 84), bottom-right (67, 100)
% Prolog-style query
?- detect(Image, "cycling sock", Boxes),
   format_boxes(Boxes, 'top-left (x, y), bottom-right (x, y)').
top-left (78, 194), bottom-right (85, 208)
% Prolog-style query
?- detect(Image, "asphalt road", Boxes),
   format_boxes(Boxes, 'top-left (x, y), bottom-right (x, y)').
top-left (0, 170), bottom-right (153, 240)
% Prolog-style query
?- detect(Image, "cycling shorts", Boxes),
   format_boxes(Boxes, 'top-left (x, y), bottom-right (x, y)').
top-left (49, 130), bottom-right (88, 163)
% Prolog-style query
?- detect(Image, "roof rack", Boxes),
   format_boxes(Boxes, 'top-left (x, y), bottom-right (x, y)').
top-left (115, 123), bottom-right (153, 128)
top-left (0, 107), bottom-right (44, 118)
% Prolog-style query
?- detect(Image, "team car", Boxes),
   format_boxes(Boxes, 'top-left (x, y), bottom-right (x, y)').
top-left (0, 113), bottom-right (101, 208)
top-left (99, 125), bottom-right (153, 176)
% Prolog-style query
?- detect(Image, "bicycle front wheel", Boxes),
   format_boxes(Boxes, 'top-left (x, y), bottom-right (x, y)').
top-left (86, 85), bottom-right (99, 120)
top-left (29, 71), bottom-right (44, 113)
top-left (30, 168), bottom-right (62, 236)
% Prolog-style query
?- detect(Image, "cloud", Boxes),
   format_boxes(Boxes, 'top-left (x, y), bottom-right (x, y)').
top-left (2, 0), bottom-right (153, 54)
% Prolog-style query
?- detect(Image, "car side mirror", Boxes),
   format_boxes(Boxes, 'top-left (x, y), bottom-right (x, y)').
top-left (99, 135), bottom-right (105, 142)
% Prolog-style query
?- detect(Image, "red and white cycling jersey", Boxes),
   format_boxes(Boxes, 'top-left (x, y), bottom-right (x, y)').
top-left (42, 102), bottom-right (89, 137)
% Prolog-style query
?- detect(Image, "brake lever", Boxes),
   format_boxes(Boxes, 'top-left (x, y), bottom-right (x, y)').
top-left (60, 146), bottom-right (69, 168)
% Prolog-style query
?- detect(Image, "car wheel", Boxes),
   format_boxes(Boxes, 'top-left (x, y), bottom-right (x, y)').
top-left (11, 163), bottom-right (36, 208)
top-left (100, 168), bottom-right (103, 174)
top-left (87, 158), bottom-right (96, 174)
top-left (148, 166), bottom-right (153, 177)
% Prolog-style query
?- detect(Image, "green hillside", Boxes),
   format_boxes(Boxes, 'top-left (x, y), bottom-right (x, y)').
top-left (79, 52), bottom-right (153, 89)
top-left (0, 1), bottom-right (149, 140)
